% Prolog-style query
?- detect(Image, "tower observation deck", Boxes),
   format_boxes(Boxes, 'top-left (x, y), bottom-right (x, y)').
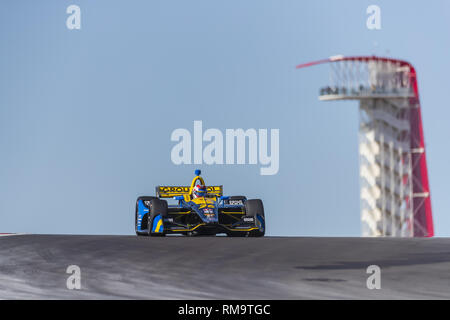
top-left (297, 56), bottom-right (433, 237)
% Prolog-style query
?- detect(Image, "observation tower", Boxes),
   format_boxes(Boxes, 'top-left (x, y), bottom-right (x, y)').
top-left (297, 56), bottom-right (433, 237)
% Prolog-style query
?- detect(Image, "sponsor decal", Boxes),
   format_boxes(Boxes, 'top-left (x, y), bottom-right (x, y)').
top-left (161, 186), bottom-right (190, 193)
top-left (159, 186), bottom-right (222, 194)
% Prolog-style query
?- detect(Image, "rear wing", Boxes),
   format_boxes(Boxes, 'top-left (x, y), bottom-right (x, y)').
top-left (156, 185), bottom-right (223, 198)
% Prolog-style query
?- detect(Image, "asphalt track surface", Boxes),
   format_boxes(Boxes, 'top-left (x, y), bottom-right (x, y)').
top-left (1, 235), bottom-right (450, 299)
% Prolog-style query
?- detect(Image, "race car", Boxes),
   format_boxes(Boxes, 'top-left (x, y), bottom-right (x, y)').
top-left (135, 170), bottom-right (265, 237)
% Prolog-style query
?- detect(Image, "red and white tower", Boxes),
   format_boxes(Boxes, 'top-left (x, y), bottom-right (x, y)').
top-left (297, 56), bottom-right (433, 237)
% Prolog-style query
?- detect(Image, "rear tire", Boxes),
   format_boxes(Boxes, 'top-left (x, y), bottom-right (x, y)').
top-left (244, 199), bottom-right (265, 237)
top-left (135, 196), bottom-right (157, 236)
top-left (148, 198), bottom-right (168, 237)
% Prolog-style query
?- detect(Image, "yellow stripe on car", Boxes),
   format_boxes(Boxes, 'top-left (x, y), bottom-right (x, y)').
top-left (171, 224), bottom-right (205, 232)
top-left (155, 219), bottom-right (163, 233)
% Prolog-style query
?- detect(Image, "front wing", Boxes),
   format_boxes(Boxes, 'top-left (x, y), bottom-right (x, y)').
top-left (153, 207), bottom-right (261, 235)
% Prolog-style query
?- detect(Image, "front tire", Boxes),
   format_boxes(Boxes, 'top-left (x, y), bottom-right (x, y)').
top-left (135, 196), bottom-right (157, 236)
top-left (148, 198), bottom-right (168, 237)
top-left (244, 199), bottom-right (265, 237)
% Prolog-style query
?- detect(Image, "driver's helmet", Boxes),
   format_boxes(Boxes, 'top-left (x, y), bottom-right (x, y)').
top-left (192, 184), bottom-right (207, 198)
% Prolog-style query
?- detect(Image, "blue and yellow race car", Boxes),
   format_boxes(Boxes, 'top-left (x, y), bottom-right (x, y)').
top-left (135, 170), bottom-right (265, 237)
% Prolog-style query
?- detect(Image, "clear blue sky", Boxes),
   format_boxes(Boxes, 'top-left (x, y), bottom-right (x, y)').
top-left (1, 0), bottom-right (449, 236)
